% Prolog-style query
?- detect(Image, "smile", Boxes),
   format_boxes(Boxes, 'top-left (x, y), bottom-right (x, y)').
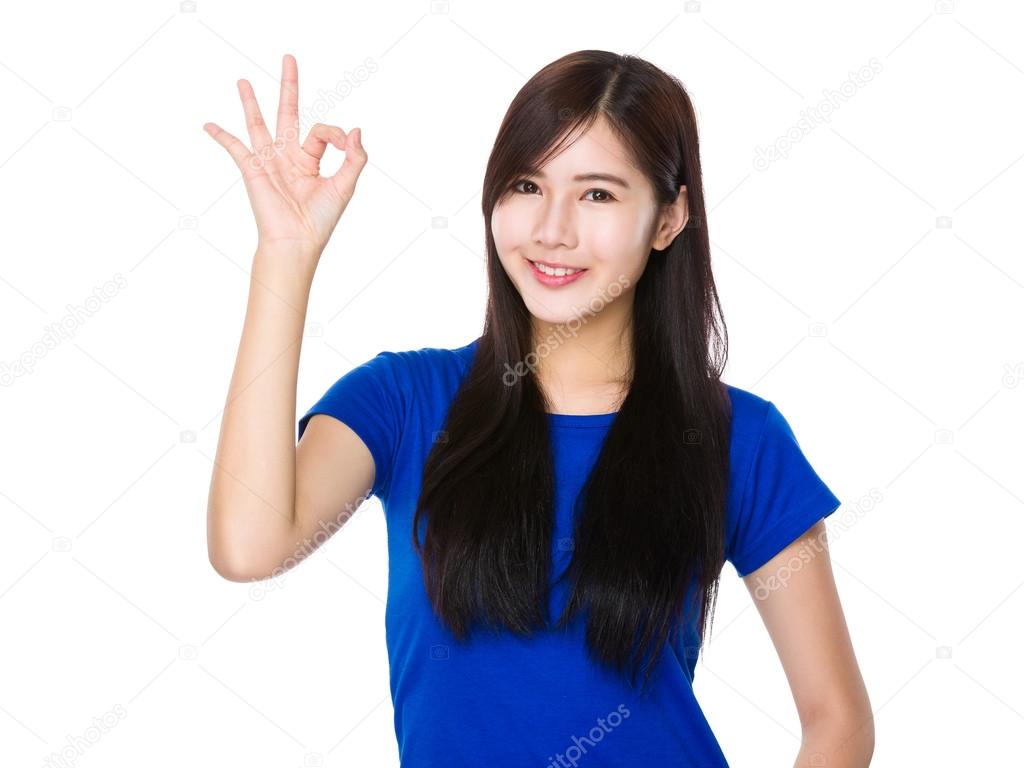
top-left (526, 257), bottom-right (589, 286)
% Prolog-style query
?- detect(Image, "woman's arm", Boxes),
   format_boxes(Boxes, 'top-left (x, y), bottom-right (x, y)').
top-left (743, 520), bottom-right (875, 767)
top-left (204, 54), bottom-right (370, 580)
top-left (206, 246), bottom-right (314, 580)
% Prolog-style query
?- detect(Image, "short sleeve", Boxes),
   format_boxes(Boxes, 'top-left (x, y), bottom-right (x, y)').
top-left (297, 351), bottom-right (405, 501)
top-left (727, 401), bottom-right (842, 577)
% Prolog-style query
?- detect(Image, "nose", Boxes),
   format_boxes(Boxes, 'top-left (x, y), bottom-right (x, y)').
top-left (531, 193), bottom-right (578, 251)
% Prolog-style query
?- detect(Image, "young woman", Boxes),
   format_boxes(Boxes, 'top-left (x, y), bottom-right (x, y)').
top-left (205, 51), bottom-right (873, 767)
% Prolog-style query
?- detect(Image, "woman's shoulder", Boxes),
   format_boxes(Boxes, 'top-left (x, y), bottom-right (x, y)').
top-left (722, 382), bottom-right (773, 439)
top-left (357, 337), bottom-right (480, 410)
top-left (378, 336), bottom-right (479, 377)
top-left (721, 382), bottom-right (830, 479)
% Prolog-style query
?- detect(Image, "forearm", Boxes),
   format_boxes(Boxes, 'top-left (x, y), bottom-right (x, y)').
top-left (207, 246), bottom-right (317, 577)
top-left (794, 711), bottom-right (875, 767)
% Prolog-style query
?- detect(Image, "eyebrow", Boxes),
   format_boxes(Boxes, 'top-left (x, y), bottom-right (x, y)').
top-left (531, 169), bottom-right (631, 190)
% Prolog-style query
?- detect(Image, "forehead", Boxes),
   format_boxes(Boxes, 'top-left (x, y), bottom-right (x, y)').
top-left (536, 116), bottom-right (638, 181)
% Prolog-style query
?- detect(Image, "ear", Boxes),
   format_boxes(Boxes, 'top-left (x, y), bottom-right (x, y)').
top-left (652, 185), bottom-right (688, 251)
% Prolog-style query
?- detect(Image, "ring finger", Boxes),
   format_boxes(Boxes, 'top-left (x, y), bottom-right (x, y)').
top-left (300, 123), bottom-right (347, 170)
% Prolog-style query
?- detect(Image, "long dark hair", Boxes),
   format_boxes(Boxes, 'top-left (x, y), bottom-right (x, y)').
top-left (412, 50), bottom-right (731, 694)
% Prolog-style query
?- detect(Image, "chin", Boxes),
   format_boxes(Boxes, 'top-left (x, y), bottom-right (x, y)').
top-left (523, 296), bottom-right (596, 327)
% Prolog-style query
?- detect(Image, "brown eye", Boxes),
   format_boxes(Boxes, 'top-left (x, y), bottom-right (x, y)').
top-left (585, 189), bottom-right (615, 203)
top-left (510, 179), bottom-right (616, 203)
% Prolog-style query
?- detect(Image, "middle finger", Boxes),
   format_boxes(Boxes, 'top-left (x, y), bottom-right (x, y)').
top-left (276, 53), bottom-right (300, 147)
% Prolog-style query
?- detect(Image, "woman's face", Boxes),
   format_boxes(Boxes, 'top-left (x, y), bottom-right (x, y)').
top-left (491, 115), bottom-right (686, 328)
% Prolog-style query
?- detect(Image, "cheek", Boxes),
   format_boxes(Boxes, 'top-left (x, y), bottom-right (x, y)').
top-left (490, 206), bottom-right (519, 259)
top-left (586, 209), bottom-right (653, 267)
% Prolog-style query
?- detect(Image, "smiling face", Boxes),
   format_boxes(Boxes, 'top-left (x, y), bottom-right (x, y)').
top-left (491, 115), bottom-right (687, 334)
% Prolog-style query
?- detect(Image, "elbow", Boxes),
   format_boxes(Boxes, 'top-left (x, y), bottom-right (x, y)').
top-left (207, 505), bottom-right (261, 582)
top-left (801, 705), bottom-right (875, 766)
top-left (207, 534), bottom-right (264, 583)
top-left (208, 552), bottom-right (254, 582)
top-left (844, 708), bottom-right (875, 763)
top-left (859, 710), bottom-right (876, 762)
top-left (208, 544), bottom-right (281, 583)
top-left (207, 502), bottom-right (294, 583)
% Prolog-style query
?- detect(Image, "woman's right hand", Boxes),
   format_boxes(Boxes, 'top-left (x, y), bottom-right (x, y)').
top-left (203, 53), bottom-right (368, 263)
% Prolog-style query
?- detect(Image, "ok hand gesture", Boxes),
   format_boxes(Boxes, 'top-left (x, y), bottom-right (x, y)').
top-left (203, 54), bottom-right (367, 261)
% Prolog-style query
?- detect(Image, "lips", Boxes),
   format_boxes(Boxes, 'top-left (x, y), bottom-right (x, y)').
top-left (525, 257), bottom-right (589, 286)
top-left (528, 259), bottom-right (583, 270)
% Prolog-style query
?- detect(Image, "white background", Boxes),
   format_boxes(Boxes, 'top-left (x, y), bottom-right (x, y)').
top-left (1, 0), bottom-right (1022, 765)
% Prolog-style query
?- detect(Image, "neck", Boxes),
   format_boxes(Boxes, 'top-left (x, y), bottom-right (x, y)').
top-left (529, 296), bottom-right (634, 412)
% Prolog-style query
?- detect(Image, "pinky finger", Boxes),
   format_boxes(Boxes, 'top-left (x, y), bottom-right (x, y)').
top-left (203, 122), bottom-right (256, 175)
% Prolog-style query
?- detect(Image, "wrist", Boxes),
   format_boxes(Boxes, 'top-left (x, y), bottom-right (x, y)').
top-left (253, 244), bottom-right (319, 279)
top-left (255, 238), bottom-right (321, 260)
top-left (251, 247), bottom-right (317, 307)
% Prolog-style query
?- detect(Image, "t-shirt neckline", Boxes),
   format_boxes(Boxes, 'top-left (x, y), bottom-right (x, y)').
top-left (545, 411), bottom-right (618, 428)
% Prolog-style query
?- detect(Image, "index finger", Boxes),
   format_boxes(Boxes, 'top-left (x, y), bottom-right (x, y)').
top-left (276, 53), bottom-right (299, 147)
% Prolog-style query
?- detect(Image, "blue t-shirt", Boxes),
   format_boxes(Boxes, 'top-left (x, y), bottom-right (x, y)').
top-left (298, 337), bottom-right (842, 767)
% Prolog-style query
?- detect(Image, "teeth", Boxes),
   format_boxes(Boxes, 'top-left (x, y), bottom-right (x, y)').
top-left (532, 260), bottom-right (583, 277)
